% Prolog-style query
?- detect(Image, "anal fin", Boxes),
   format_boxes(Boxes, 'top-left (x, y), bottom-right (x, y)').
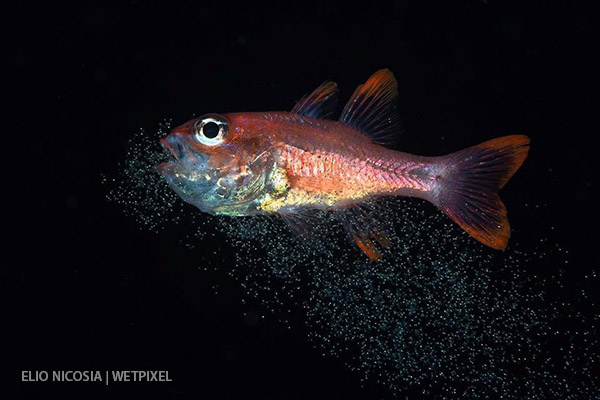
top-left (335, 202), bottom-right (391, 261)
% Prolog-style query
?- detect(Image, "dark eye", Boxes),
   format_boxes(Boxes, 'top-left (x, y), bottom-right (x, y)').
top-left (193, 115), bottom-right (228, 146)
top-left (202, 121), bottom-right (219, 139)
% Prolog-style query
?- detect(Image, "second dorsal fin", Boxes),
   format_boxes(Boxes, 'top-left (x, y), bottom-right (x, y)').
top-left (292, 80), bottom-right (339, 119)
top-left (340, 69), bottom-right (401, 145)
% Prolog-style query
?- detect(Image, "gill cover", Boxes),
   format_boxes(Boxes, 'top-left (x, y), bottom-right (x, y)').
top-left (159, 113), bottom-right (279, 216)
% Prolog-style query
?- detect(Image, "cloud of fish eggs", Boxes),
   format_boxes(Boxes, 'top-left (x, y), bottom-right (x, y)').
top-left (106, 126), bottom-right (599, 399)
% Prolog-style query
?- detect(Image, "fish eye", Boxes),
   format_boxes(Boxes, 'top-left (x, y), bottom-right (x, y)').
top-left (193, 115), bottom-right (228, 146)
top-left (202, 121), bottom-right (219, 138)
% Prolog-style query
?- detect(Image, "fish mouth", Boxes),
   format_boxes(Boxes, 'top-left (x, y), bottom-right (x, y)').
top-left (158, 137), bottom-right (184, 177)
top-left (160, 137), bottom-right (185, 161)
top-left (157, 136), bottom-right (209, 181)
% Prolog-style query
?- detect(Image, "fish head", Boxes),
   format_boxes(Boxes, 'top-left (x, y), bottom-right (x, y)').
top-left (158, 113), bottom-right (276, 215)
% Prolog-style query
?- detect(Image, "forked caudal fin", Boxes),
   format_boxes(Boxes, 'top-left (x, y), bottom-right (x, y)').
top-left (434, 135), bottom-right (530, 250)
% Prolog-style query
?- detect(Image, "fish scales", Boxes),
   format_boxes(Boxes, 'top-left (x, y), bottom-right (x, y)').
top-left (158, 69), bottom-right (529, 258)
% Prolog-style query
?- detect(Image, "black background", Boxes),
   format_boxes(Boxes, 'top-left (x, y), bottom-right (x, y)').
top-left (3, 1), bottom-right (597, 398)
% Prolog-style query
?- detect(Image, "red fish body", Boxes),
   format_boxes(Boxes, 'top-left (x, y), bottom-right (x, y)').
top-left (225, 112), bottom-right (435, 208)
top-left (159, 70), bottom-right (529, 259)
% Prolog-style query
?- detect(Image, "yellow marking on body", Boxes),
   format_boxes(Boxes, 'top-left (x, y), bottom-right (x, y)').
top-left (258, 166), bottom-right (291, 212)
top-left (257, 163), bottom-right (359, 212)
top-left (271, 166), bottom-right (289, 195)
top-left (260, 188), bottom-right (339, 212)
top-left (272, 143), bottom-right (433, 211)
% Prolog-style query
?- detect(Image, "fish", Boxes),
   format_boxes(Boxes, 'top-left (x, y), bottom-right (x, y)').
top-left (158, 69), bottom-right (529, 260)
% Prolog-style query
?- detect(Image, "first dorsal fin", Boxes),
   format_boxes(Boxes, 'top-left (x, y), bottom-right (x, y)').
top-left (340, 69), bottom-right (401, 145)
top-left (292, 80), bottom-right (339, 119)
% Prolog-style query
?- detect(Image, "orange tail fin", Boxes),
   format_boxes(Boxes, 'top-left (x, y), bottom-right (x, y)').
top-left (435, 135), bottom-right (530, 249)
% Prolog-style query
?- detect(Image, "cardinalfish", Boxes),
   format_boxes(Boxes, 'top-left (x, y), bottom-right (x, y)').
top-left (158, 69), bottom-right (529, 259)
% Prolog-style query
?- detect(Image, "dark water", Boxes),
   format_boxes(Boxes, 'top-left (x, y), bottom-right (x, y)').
top-left (4, 1), bottom-right (598, 399)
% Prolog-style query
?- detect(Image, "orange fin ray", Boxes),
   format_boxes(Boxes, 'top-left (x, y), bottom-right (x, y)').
top-left (435, 135), bottom-right (530, 250)
top-left (335, 202), bottom-right (391, 261)
top-left (291, 80), bottom-right (339, 120)
top-left (339, 69), bottom-right (402, 145)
